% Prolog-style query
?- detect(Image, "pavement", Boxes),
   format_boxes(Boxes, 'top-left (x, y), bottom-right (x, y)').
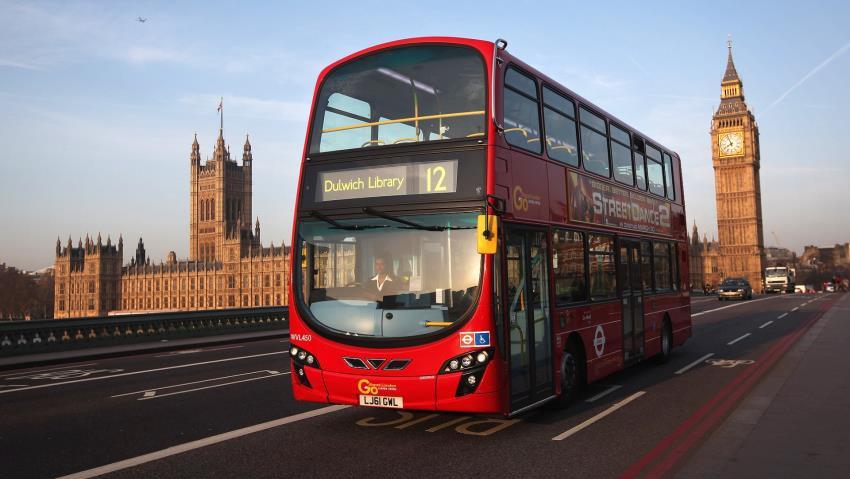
top-left (0, 293), bottom-right (845, 479)
top-left (676, 291), bottom-right (850, 478)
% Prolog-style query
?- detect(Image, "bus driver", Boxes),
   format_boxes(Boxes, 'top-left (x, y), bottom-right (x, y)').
top-left (368, 254), bottom-right (399, 300)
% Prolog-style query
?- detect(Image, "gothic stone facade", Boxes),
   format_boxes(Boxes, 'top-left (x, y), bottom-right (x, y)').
top-left (54, 236), bottom-right (123, 318)
top-left (54, 129), bottom-right (290, 318)
top-left (710, 42), bottom-right (766, 292)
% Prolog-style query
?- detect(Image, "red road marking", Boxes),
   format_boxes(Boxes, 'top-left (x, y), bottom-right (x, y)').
top-left (619, 297), bottom-right (836, 479)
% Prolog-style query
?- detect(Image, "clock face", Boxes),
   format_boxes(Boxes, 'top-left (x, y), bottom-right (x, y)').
top-left (719, 132), bottom-right (744, 156)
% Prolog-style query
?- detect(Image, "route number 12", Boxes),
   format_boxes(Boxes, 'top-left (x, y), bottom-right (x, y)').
top-left (426, 166), bottom-right (447, 192)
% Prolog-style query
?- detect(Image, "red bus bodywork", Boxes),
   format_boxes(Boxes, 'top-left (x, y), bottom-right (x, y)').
top-left (289, 37), bottom-right (690, 416)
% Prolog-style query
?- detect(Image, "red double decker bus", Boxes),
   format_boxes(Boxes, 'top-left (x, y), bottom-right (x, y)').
top-left (289, 37), bottom-right (690, 415)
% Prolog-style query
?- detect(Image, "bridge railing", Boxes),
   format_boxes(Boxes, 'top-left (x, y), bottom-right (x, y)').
top-left (0, 307), bottom-right (288, 357)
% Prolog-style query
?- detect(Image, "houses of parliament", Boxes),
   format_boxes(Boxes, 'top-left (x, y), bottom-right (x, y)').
top-left (690, 40), bottom-right (766, 292)
top-left (53, 125), bottom-right (290, 318)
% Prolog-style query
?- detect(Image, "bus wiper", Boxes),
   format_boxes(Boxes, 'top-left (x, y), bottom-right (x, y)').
top-left (362, 207), bottom-right (445, 231)
top-left (309, 210), bottom-right (384, 231)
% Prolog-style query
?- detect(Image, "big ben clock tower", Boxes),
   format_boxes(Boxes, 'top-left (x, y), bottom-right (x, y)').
top-left (711, 38), bottom-right (766, 292)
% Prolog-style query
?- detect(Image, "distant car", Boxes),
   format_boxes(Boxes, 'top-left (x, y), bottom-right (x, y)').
top-left (718, 278), bottom-right (753, 301)
top-left (794, 284), bottom-right (807, 294)
top-left (825, 282), bottom-right (836, 293)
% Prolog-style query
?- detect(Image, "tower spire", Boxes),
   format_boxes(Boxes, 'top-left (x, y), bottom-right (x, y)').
top-left (723, 35), bottom-right (740, 83)
top-left (242, 133), bottom-right (253, 164)
top-left (190, 132), bottom-right (200, 162)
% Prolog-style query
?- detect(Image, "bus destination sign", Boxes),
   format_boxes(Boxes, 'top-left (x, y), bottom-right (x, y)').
top-left (317, 159), bottom-right (459, 202)
top-left (568, 171), bottom-right (672, 235)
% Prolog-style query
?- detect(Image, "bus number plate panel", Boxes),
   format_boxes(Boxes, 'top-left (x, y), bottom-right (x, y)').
top-left (359, 395), bottom-right (404, 409)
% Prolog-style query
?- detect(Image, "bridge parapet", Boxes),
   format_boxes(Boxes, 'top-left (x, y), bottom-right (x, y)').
top-left (0, 307), bottom-right (287, 357)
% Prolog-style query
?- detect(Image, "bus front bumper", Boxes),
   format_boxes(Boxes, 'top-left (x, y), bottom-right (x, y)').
top-left (292, 365), bottom-right (503, 414)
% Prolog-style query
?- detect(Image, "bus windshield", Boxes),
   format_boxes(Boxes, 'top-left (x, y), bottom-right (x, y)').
top-left (298, 212), bottom-right (481, 338)
top-left (309, 45), bottom-right (486, 154)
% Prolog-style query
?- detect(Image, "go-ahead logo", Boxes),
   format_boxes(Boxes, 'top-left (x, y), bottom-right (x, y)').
top-left (357, 379), bottom-right (398, 395)
top-left (513, 185), bottom-right (542, 212)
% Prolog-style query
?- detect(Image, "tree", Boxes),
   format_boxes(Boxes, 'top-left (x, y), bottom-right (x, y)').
top-left (0, 264), bottom-right (54, 320)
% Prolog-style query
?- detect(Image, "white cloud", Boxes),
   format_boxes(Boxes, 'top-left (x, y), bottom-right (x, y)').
top-left (0, 57), bottom-right (45, 70)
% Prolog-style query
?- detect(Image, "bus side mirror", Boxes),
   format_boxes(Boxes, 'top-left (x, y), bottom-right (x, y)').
top-left (477, 215), bottom-right (498, 254)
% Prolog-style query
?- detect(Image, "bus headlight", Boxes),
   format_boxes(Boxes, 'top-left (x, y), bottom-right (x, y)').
top-left (461, 355), bottom-right (473, 368)
top-left (290, 345), bottom-right (320, 388)
top-left (440, 348), bottom-right (493, 374)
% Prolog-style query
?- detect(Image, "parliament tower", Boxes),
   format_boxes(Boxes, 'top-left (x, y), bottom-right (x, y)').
top-left (710, 39), bottom-right (766, 292)
top-left (189, 127), bottom-right (259, 263)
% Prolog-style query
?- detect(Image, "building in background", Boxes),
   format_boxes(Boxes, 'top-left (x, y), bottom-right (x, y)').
top-left (709, 39), bottom-right (766, 292)
top-left (688, 223), bottom-right (721, 291)
top-left (54, 235), bottom-right (123, 318)
top-left (799, 243), bottom-right (850, 271)
top-left (54, 126), bottom-right (290, 318)
top-left (764, 247), bottom-right (795, 267)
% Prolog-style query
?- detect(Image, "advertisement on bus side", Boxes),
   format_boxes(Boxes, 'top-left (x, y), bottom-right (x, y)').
top-left (568, 171), bottom-right (672, 235)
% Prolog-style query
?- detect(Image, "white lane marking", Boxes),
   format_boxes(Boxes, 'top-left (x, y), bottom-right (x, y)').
top-left (57, 405), bottom-right (349, 479)
top-left (691, 296), bottom-right (779, 318)
top-left (138, 373), bottom-right (289, 400)
top-left (154, 345), bottom-right (244, 358)
top-left (792, 307), bottom-right (799, 312)
top-left (759, 321), bottom-right (774, 329)
top-left (675, 353), bottom-right (715, 375)
top-left (585, 385), bottom-right (621, 402)
top-left (690, 297), bottom-right (717, 304)
top-left (553, 391), bottom-right (645, 440)
top-left (0, 362), bottom-right (98, 379)
top-left (7, 368), bottom-right (123, 381)
top-left (777, 313), bottom-right (789, 319)
top-left (727, 333), bottom-right (752, 346)
top-left (0, 351), bottom-right (286, 395)
top-left (111, 370), bottom-right (286, 398)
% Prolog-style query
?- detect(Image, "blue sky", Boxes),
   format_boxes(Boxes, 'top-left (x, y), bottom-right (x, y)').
top-left (1, 0), bottom-right (849, 270)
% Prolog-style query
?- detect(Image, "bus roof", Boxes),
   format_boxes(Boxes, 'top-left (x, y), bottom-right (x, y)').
top-left (315, 36), bottom-right (680, 160)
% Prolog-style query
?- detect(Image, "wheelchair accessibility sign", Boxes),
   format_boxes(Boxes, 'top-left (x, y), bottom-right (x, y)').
top-left (460, 331), bottom-right (490, 348)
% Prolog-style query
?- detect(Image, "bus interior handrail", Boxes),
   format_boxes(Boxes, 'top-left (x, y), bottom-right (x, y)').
top-left (321, 110), bottom-right (485, 134)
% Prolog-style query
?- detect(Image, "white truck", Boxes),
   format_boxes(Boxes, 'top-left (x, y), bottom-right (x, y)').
top-left (765, 266), bottom-right (796, 294)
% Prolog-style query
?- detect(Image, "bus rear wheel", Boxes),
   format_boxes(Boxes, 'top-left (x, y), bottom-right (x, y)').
top-left (657, 320), bottom-right (673, 363)
top-left (555, 346), bottom-right (584, 408)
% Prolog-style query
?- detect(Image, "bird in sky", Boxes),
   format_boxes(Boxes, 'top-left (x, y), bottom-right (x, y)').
top-left (137, 17), bottom-right (147, 23)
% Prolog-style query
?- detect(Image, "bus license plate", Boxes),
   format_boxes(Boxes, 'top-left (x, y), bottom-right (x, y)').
top-left (359, 395), bottom-right (404, 409)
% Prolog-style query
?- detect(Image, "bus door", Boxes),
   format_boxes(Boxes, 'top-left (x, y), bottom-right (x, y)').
top-left (619, 240), bottom-right (645, 363)
top-left (504, 226), bottom-right (554, 411)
